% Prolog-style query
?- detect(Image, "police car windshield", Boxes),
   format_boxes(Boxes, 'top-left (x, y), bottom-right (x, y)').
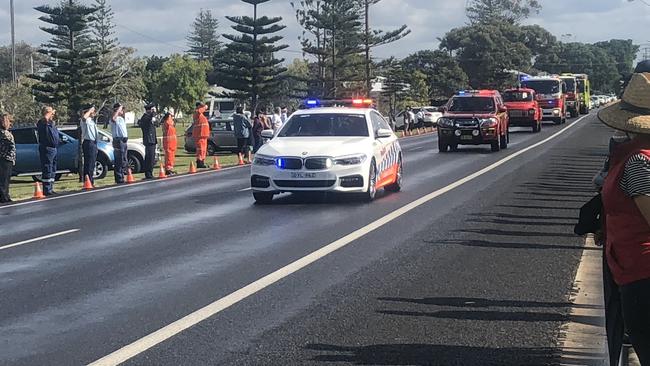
top-left (521, 80), bottom-right (560, 94)
top-left (448, 97), bottom-right (495, 112)
top-left (503, 91), bottom-right (533, 102)
top-left (278, 114), bottom-right (369, 137)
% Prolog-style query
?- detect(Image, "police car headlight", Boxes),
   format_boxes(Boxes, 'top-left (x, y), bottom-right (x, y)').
top-left (253, 155), bottom-right (275, 166)
top-left (438, 118), bottom-right (454, 127)
top-left (333, 154), bottom-right (367, 166)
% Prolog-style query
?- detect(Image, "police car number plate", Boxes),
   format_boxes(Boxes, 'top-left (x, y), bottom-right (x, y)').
top-left (291, 172), bottom-right (319, 179)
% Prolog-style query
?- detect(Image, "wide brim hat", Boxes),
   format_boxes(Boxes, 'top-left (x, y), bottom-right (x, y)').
top-left (598, 72), bottom-right (650, 135)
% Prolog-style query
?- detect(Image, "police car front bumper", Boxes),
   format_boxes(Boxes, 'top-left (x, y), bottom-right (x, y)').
top-left (251, 162), bottom-right (371, 193)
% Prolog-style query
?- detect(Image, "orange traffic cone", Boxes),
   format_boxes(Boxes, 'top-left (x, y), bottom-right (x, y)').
top-left (83, 175), bottom-right (94, 190)
top-left (33, 182), bottom-right (45, 199)
top-left (238, 154), bottom-right (245, 166)
top-left (189, 161), bottom-right (197, 174)
top-left (126, 168), bottom-right (136, 184)
top-left (158, 163), bottom-right (167, 179)
top-left (213, 156), bottom-right (221, 170)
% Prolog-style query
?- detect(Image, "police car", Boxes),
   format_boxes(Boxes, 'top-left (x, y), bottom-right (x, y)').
top-left (250, 99), bottom-right (403, 204)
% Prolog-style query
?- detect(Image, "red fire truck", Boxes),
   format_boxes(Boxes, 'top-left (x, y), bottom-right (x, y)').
top-left (521, 76), bottom-right (567, 124)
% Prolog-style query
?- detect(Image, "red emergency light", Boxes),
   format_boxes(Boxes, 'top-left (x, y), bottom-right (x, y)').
top-left (352, 98), bottom-right (373, 106)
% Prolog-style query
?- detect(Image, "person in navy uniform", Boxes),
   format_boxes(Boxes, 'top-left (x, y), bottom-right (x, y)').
top-left (36, 106), bottom-right (59, 196)
top-left (139, 104), bottom-right (157, 180)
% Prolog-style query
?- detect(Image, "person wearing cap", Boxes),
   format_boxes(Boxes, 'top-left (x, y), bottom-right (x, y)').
top-left (0, 113), bottom-right (15, 203)
top-left (192, 102), bottom-right (210, 168)
top-left (36, 106), bottom-right (59, 196)
top-left (161, 113), bottom-right (177, 175)
top-left (110, 103), bottom-right (129, 183)
top-left (598, 70), bottom-right (650, 364)
top-left (80, 105), bottom-right (98, 186)
top-left (139, 104), bottom-right (157, 179)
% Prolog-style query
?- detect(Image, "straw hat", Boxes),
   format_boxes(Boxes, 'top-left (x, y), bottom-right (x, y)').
top-left (598, 72), bottom-right (650, 134)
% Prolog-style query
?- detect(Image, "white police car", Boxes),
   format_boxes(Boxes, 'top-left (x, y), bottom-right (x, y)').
top-left (250, 100), bottom-right (403, 204)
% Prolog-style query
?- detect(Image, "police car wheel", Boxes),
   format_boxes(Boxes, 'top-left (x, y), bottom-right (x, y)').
top-left (253, 192), bottom-right (274, 204)
top-left (438, 139), bottom-right (449, 153)
top-left (361, 161), bottom-right (377, 202)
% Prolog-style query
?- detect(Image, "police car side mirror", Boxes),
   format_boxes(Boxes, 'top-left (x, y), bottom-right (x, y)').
top-left (376, 128), bottom-right (393, 139)
top-left (261, 129), bottom-right (275, 139)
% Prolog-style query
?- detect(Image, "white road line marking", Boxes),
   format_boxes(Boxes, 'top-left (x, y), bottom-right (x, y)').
top-left (0, 165), bottom-right (247, 210)
top-left (238, 187), bottom-right (252, 192)
top-left (88, 116), bottom-right (588, 366)
top-left (0, 229), bottom-right (80, 251)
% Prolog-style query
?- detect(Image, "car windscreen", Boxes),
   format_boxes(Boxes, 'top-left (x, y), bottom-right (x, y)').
top-left (219, 102), bottom-right (235, 112)
top-left (503, 91), bottom-right (534, 102)
top-left (577, 79), bottom-right (586, 93)
top-left (521, 80), bottom-right (560, 94)
top-left (278, 114), bottom-right (369, 137)
top-left (448, 97), bottom-right (495, 113)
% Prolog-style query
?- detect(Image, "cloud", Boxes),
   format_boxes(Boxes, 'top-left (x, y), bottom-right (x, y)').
top-left (0, 0), bottom-right (647, 61)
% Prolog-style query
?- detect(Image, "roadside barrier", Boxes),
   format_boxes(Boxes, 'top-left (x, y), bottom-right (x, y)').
top-left (126, 169), bottom-right (135, 184)
top-left (158, 163), bottom-right (167, 179)
top-left (83, 175), bottom-right (94, 190)
top-left (33, 182), bottom-right (45, 199)
top-left (189, 161), bottom-right (197, 174)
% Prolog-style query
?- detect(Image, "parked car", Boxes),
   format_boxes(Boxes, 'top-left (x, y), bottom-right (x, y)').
top-left (437, 90), bottom-right (510, 153)
top-left (394, 106), bottom-right (443, 130)
top-left (11, 126), bottom-right (114, 181)
top-left (58, 125), bottom-right (156, 173)
top-left (184, 118), bottom-right (238, 154)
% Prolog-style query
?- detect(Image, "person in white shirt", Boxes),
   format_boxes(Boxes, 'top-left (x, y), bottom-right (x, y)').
top-left (281, 107), bottom-right (288, 124)
top-left (80, 105), bottom-right (98, 185)
top-left (272, 107), bottom-right (283, 131)
top-left (404, 107), bottom-right (415, 136)
top-left (416, 109), bottom-right (424, 128)
top-left (110, 103), bottom-right (129, 183)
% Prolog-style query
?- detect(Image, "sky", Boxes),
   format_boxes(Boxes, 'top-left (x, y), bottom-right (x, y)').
top-left (1, 0), bottom-right (649, 62)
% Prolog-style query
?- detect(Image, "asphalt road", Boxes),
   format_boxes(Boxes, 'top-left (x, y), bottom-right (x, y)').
top-left (0, 113), bottom-right (613, 366)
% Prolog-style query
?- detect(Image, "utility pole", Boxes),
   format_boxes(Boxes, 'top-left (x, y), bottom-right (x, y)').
top-left (10, 0), bottom-right (17, 83)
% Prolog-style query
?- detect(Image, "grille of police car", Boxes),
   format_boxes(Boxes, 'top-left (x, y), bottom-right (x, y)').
top-left (304, 157), bottom-right (330, 170)
top-left (273, 180), bottom-right (337, 188)
top-left (277, 158), bottom-right (303, 170)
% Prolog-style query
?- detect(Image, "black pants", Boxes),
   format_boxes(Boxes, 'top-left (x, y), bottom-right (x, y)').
top-left (604, 255), bottom-right (624, 366)
top-left (38, 146), bottom-right (57, 194)
top-left (82, 140), bottom-right (98, 184)
top-left (144, 143), bottom-right (156, 178)
top-left (112, 138), bottom-right (128, 183)
top-left (621, 277), bottom-right (650, 365)
top-left (0, 159), bottom-right (11, 202)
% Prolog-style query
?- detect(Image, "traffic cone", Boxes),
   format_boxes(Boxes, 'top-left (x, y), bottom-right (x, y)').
top-left (189, 161), bottom-right (197, 174)
top-left (238, 154), bottom-right (245, 166)
top-left (83, 175), bottom-right (94, 190)
top-left (158, 163), bottom-right (167, 179)
top-left (213, 156), bottom-right (221, 170)
top-left (126, 168), bottom-right (135, 184)
top-left (33, 182), bottom-right (45, 199)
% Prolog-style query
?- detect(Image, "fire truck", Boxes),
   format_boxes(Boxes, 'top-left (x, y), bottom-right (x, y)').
top-left (521, 76), bottom-right (567, 124)
top-left (559, 74), bottom-right (579, 118)
top-left (574, 74), bottom-right (591, 114)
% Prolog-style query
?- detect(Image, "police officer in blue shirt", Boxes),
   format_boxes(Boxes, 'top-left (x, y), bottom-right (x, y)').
top-left (80, 105), bottom-right (98, 185)
top-left (36, 106), bottom-right (59, 196)
top-left (110, 103), bottom-right (128, 183)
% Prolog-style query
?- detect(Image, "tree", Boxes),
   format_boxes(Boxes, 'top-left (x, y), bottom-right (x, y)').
top-left (187, 9), bottom-right (221, 61)
top-left (440, 23), bottom-right (531, 89)
top-left (401, 50), bottom-right (468, 99)
top-left (520, 25), bottom-right (558, 59)
top-left (466, 0), bottom-right (541, 24)
top-left (150, 54), bottom-right (210, 116)
top-left (594, 39), bottom-right (640, 77)
top-left (269, 58), bottom-right (310, 110)
top-left (0, 78), bottom-right (41, 126)
top-left (0, 42), bottom-right (46, 83)
top-left (378, 57), bottom-right (407, 121)
top-left (30, 0), bottom-right (109, 122)
top-left (143, 55), bottom-right (168, 104)
top-left (360, 0), bottom-right (410, 93)
top-left (215, 0), bottom-right (288, 111)
top-left (91, 0), bottom-right (118, 54)
top-left (295, 0), bottom-right (365, 98)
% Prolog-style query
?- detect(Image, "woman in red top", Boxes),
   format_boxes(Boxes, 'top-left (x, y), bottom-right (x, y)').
top-left (599, 71), bottom-right (650, 364)
top-left (162, 113), bottom-right (177, 176)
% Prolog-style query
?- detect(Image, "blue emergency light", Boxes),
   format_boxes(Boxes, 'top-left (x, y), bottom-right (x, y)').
top-left (305, 99), bottom-right (320, 107)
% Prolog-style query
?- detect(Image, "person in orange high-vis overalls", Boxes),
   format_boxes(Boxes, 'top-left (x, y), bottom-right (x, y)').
top-left (162, 113), bottom-right (177, 176)
top-left (193, 102), bottom-right (211, 168)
